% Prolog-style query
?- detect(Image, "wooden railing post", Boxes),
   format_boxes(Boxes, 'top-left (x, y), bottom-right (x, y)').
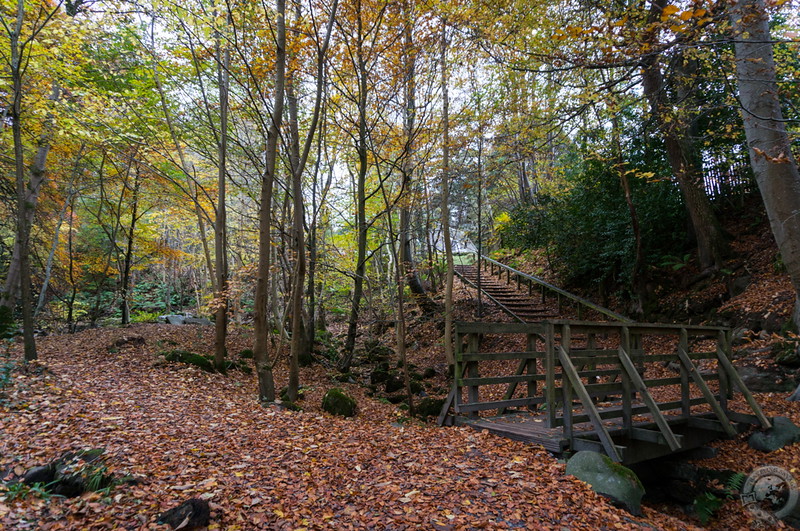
top-left (561, 324), bottom-right (573, 441)
top-left (620, 326), bottom-right (633, 433)
top-left (545, 322), bottom-right (556, 427)
top-left (467, 333), bottom-right (480, 419)
top-left (679, 329), bottom-right (690, 419)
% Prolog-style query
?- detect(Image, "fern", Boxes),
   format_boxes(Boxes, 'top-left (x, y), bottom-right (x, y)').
top-left (694, 492), bottom-right (725, 524)
top-left (725, 472), bottom-right (747, 496)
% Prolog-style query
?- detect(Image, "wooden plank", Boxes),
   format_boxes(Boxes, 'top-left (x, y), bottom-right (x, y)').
top-left (458, 396), bottom-right (544, 413)
top-left (620, 327), bottom-right (633, 434)
top-left (459, 374), bottom-right (541, 387)
top-left (630, 427), bottom-right (685, 447)
top-left (455, 322), bottom-right (547, 335)
top-left (527, 333), bottom-right (538, 404)
top-left (558, 344), bottom-right (622, 461)
top-left (551, 397), bottom-right (708, 426)
top-left (460, 351), bottom-right (542, 361)
top-left (618, 337), bottom-right (682, 451)
top-left (714, 331), bottom-right (772, 429)
top-left (561, 325), bottom-right (573, 442)
top-left (437, 387), bottom-right (456, 426)
top-left (676, 329), bottom-right (737, 437)
top-left (686, 416), bottom-right (735, 434)
top-left (467, 334), bottom-right (480, 419)
top-left (545, 322), bottom-right (556, 427)
top-left (568, 352), bottom-right (714, 365)
top-left (571, 438), bottom-right (627, 461)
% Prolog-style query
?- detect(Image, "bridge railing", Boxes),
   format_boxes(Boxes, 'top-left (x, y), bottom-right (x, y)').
top-left (442, 320), bottom-right (771, 461)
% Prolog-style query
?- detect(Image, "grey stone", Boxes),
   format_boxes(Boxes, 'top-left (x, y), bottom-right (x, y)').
top-left (748, 416), bottom-right (800, 452)
top-left (730, 275), bottom-right (751, 297)
top-left (565, 451), bottom-right (645, 515)
top-left (164, 315), bottom-right (185, 325)
top-left (183, 317), bottom-right (212, 326)
top-left (736, 366), bottom-right (796, 393)
top-left (789, 384), bottom-right (800, 402)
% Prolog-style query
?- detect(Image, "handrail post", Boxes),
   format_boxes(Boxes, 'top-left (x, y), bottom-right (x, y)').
top-left (545, 322), bottom-right (556, 427)
top-left (620, 326), bottom-right (633, 434)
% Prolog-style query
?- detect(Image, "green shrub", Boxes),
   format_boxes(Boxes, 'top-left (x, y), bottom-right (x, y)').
top-left (131, 311), bottom-right (160, 323)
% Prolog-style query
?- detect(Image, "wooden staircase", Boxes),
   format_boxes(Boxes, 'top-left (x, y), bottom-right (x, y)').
top-left (455, 264), bottom-right (558, 322)
top-left (455, 257), bottom-right (629, 323)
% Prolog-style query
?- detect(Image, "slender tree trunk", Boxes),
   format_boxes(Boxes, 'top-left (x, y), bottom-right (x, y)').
top-left (35, 167), bottom-right (79, 318)
top-left (440, 20), bottom-right (455, 366)
top-left (730, 0), bottom-right (800, 333)
top-left (120, 164), bottom-right (141, 325)
top-left (7, 14), bottom-right (60, 359)
top-left (611, 116), bottom-right (647, 317)
top-left (341, 0), bottom-right (369, 370)
top-left (67, 195), bottom-right (77, 332)
top-left (253, 0), bottom-right (286, 401)
top-left (400, 3), bottom-right (437, 318)
top-left (214, 30), bottom-right (231, 372)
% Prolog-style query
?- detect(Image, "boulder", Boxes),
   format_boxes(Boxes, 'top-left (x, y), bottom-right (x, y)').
top-left (736, 366), bottom-right (797, 393)
top-left (322, 388), bottom-right (357, 417)
top-left (385, 374), bottom-right (405, 394)
top-left (162, 350), bottom-right (215, 372)
top-left (183, 317), bottom-right (212, 326)
top-left (774, 342), bottom-right (800, 367)
top-left (157, 498), bottom-right (210, 530)
top-left (748, 416), bottom-right (800, 452)
top-left (789, 384), bottom-right (800, 402)
top-left (21, 448), bottom-right (111, 497)
top-left (415, 397), bottom-right (446, 419)
top-left (163, 315), bottom-right (186, 325)
top-left (566, 451), bottom-right (645, 515)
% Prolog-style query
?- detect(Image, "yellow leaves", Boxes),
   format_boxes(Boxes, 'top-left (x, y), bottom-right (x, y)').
top-left (661, 5), bottom-right (679, 19)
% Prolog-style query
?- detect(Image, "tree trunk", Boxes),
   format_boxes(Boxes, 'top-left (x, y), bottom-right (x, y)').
top-left (341, 0), bottom-right (369, 371)
top-left (641, 0), bottom-right (727, 271)
top-left (214, 29), bottom-right (230, 373)
top-left (440, 19), bottom-right (455, 366)
top-left (730, 0), bottom-right (800, 328)
top-left (120, 163), bottom-right (141, 325)
top-left (253, 0), bottom-right (286, 402)
top-left (400, 6), bottom-right (438, 319)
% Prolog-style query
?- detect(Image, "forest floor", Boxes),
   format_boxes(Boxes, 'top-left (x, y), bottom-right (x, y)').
top-left (1, 200), bottom-right (799, 530)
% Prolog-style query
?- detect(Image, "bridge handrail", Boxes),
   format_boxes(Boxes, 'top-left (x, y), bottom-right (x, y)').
top-left (478, 255), bottom-right (632, 323)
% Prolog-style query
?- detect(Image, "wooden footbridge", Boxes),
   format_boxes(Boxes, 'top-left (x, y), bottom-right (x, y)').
top-left (440, 258), bottom-right (771, 464)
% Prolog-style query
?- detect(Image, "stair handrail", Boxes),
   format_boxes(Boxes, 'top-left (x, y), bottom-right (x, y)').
top-left (479, 255), bottom-right (632, 323)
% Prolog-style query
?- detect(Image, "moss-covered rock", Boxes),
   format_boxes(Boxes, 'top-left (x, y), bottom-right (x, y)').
top-left (322, 388), bottom-right (357, 417)
top-left (385, 374), bottom-right (405, 394)
top-left (237, 348), bottom-right (254, 359)
top-left (409, 380), bottom-right (423, 395)
top-left (566, 451), bottom-right (644, 515)
top-left (773, 341), bottom-right (800, 367)
top-left (416, 397), bottom-right (446, 418)
top-left (422, 367), bottom-right (437, 379)
top-left (162, 350), bottom-right (215, 372)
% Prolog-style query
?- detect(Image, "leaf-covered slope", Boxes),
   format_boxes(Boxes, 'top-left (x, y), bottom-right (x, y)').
top-left (0, 325), bottom-right (697, 530)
